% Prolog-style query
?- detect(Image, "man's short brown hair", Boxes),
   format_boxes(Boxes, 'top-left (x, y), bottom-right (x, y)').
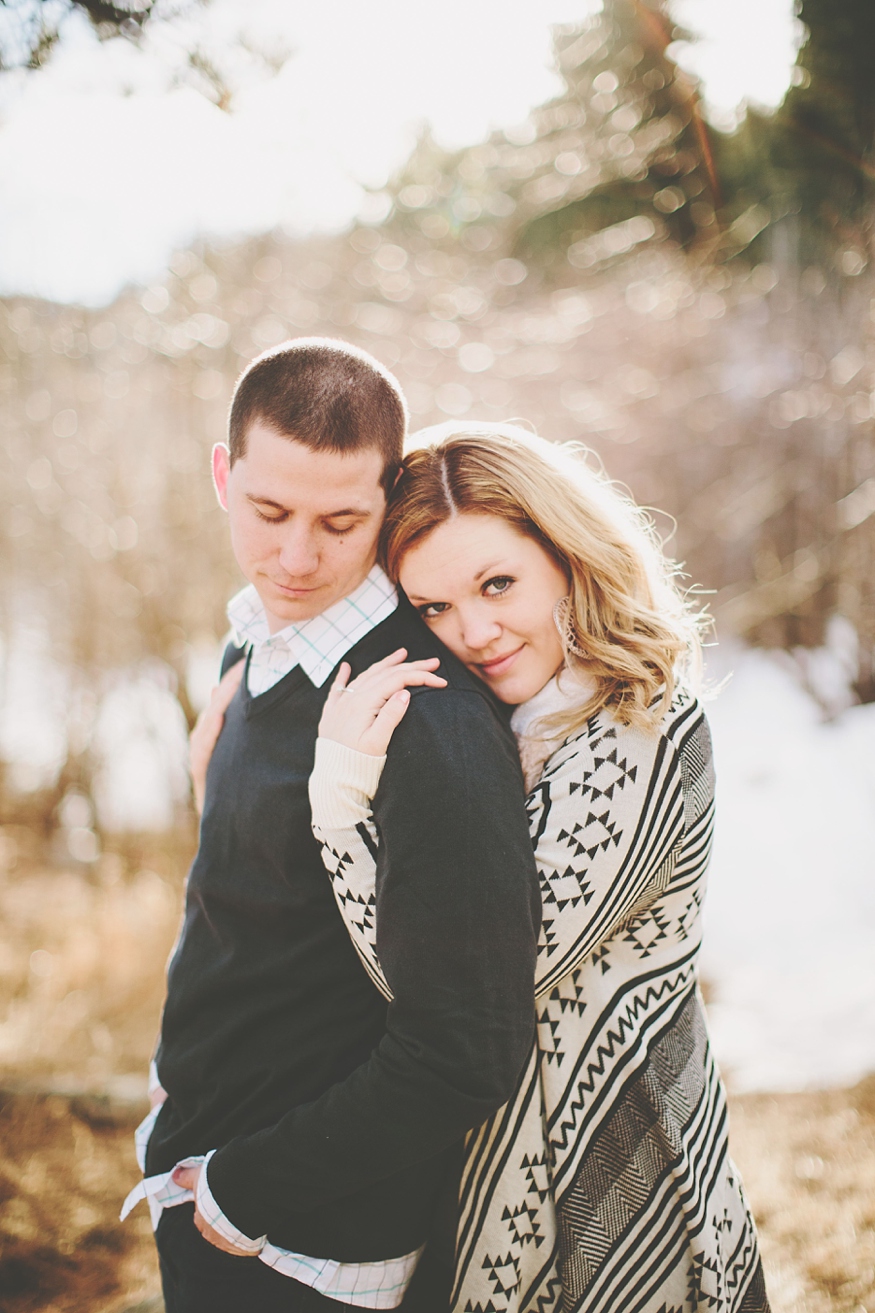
top-left (228, 338), bottom-right (407, 492)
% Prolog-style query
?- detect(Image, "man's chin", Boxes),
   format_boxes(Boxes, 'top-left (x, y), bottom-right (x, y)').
top-left (264, 585), bottom-right (330, 625)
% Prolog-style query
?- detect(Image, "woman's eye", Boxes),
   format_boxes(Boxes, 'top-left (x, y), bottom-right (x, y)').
top-left (419, 602), bottom-right (450, 619)
top-left (484, 576), bottom-right (514, 597)
top-left (255, 509), bottom-right (285, 524)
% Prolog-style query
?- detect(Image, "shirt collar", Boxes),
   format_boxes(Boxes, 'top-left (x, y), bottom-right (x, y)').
top-left (226, 565), bottom-right (398, 688)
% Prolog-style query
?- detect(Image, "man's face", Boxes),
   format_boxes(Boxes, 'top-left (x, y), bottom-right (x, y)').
top-left (213, 420), bottom-right (387, 631)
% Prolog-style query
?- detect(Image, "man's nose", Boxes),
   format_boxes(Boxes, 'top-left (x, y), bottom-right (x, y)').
top-left (276, 526), bottom-right (320, 578)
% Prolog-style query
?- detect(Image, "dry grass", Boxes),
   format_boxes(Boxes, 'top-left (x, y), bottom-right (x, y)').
top-left (0, 827), bottom-right (186, 1311)
top-left (0, 1090), bottom-right (159, 1313)
top-left (730, 1081), bottom-right (875, 1313)
top-left (0, 827), bottom-right (188, 1093)
top-left (0, 830), bottom-right (873, 1313)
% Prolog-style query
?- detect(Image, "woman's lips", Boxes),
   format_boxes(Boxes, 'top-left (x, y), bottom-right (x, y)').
top-left (478, 646), bottom-right (524, 678)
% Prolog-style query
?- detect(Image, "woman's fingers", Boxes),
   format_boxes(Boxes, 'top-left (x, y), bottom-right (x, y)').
top-left (324, 662), bottom-right (351, 708)
top-left (371, 647), bottom-right (408, 668)
top-left (189, 661), bottom-right (244, 815)
top-left (346, 659), bottom-right (445, 697)
top-left (341, 648), bottom-right (408, 683)
top-left (195, 663), bottom-right (242, 743)
top-left (363, 690), bottom-right (412, 756)
top-left (344, 653), bottom-right (439, 685)
top-left (212, 660), bottom-right (244, 712)
top-left (344, 664), bottom-right (447, 709)
top-left (383, 668), bottom-right (446, 690)
top-left (318, 663), bottom-right (358, 738)
top-left (317, 657), bottom-right (446, 755)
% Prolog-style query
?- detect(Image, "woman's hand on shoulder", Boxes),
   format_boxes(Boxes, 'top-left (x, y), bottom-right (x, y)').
top-left (189, 660), bottom-right (244, 815)
top-left (319, 648), bottom-right (447, 757)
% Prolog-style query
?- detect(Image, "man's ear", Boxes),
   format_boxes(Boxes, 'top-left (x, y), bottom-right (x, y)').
top-left (212, 443), bottom-right (231, 510)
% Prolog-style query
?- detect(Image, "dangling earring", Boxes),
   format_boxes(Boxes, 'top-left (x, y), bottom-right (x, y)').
top-left (553, 596), bottom-right (587, 659)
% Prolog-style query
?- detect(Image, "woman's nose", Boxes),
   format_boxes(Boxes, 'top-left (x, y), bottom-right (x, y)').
top-left (459, 608), bottom-right (503, 652)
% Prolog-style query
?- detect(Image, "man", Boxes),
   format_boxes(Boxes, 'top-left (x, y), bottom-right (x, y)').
top-left (123, 338), bottom-right (540, 1311)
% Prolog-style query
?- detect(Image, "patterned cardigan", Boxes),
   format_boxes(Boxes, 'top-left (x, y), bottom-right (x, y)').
top-left (310, 691), bottom-right (770, 1313)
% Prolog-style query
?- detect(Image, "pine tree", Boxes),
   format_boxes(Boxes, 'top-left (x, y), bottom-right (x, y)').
top-left (773, 0), bottom-right (875, 257)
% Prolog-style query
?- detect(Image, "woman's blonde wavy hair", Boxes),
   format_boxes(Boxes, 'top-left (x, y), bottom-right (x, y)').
top-left (382, 421), bottom-right (705, 736)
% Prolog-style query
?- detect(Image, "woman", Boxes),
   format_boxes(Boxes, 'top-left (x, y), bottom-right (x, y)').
top-left (194, 422), bottom-right (769, 1313)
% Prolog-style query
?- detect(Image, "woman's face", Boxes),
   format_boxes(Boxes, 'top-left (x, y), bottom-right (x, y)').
top-left (399, 513), bottom-right (570, 704)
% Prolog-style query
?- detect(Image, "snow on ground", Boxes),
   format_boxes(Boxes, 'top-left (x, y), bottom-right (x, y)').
top-left (701, 645), bottom-right (875, 1092)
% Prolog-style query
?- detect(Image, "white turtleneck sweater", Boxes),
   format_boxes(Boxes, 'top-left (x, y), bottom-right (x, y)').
top-left (509, 669), bottom-right (595, 790)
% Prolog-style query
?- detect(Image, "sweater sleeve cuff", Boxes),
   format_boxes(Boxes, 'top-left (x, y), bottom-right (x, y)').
top-left (308, 737), bottom-right (387, 830)
top-left (199, 1151), bottom-right (266, 1254)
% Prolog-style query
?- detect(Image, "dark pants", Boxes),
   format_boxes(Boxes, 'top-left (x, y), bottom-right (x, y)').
top-left (155, 1205), bottom-right (451, 1313)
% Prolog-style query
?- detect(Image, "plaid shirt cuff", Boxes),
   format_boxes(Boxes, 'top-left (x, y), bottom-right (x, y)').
top-left (198, 1151), bottom-right (267, 1254)
top-left (147, 1059), bottom-right (162, 1099)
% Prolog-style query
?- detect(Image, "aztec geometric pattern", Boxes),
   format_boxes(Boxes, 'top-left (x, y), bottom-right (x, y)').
top-left (313, 694), bottom-right (770, 1313)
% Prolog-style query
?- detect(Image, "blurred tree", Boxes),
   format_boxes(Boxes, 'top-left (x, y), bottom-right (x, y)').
top-left (513, 0), bottom-right (721, 264)
top-left (383, 0), bottom-right (722, 277)
top-left (519, 0), bottom-right (875, 270)
top-left (385, 0), bottom-right (875, 275)
top-left (773, 0), bottom-right (875, 257)
top-left (0, 0), bottom-right (183, 70)
top-left (0, 0), bottom-right (291, 112)
top-left (699, 0), bottom-right (875, 267)
top-left (0, 278), bottom-right (240, 831)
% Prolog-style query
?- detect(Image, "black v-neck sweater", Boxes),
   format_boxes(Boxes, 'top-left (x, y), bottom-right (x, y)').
top-left (149, 597), bottom-right (540, 1262)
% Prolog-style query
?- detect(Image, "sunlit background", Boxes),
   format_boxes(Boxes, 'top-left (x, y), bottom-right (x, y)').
top-left (1, 0), bottom-right (803, 303)
top-left (1, 2), bottom-right (874, 1310)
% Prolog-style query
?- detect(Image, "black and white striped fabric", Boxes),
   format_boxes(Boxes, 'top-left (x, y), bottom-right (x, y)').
top-left (312, 693), bottom-right (769, 1313)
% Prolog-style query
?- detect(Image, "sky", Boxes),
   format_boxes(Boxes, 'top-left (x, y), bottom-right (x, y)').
top-left (0, 0), bottom-right (801, 306)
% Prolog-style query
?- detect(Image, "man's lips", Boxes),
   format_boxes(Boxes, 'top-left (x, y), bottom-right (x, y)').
top-left (272, 580), bottom-right (323, 596)
top-left (477, 646), bottom-right (524, 678)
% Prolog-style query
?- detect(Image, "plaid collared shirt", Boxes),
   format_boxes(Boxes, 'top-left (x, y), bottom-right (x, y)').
top-left (227, 565), bottom-right (398, 695)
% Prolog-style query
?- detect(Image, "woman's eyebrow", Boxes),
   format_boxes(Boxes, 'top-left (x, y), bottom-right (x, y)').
top-left (407, 560), bottom-right (511, 602)
top-left (473, 559), bottom-right (508, 582)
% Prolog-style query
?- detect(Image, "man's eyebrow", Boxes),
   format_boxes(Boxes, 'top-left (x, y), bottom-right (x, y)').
top-left (245, 494), bottom-right (371, 518)
top-left (246, 494), bottom-right (288, 511)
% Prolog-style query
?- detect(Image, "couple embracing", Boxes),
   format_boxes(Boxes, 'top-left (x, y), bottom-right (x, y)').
top-left (123, 338), bottom-right (770, 1313)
